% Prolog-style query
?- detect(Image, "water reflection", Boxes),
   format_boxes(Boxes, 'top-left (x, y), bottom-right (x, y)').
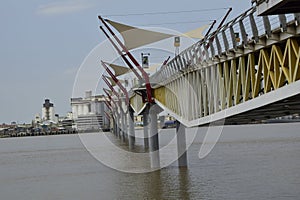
top-left (178, 168), bottom-right (191, 200)
top-left (114, 167), bottom-right (192, 200)
top-left (1, 123), bottom-right (300, 199)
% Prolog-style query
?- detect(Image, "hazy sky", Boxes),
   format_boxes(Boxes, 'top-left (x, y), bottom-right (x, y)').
top-left (0, 0), bottom-right (251, 124)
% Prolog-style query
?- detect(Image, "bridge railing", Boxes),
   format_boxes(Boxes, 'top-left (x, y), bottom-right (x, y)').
top-left (150, 6), bottom-right (300, 85)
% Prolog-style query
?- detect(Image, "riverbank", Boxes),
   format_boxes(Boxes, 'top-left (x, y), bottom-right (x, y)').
top-left (0, 129), bottom-right (78, 138)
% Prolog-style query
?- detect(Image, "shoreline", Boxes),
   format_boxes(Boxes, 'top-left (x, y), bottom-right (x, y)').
top-left (1, 121), bottom-right (300, 139)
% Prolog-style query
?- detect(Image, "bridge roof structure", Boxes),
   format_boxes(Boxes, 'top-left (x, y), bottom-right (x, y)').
top-left (254, 0), bottom-right (300, 16)
top-left (102, 4), bottom-right (300, 128)
top-left (134, 5), bottom-right (300, 127)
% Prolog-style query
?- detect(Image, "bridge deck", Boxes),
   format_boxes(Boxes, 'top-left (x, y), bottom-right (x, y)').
top-left (224, 91), bottom-right (300, 125)
top-left (129, 5), bottom-right (300, 128)
top-left (154, 80), bottom-right (300, 127)
top-left (256, 0), bottom-right (300, 16)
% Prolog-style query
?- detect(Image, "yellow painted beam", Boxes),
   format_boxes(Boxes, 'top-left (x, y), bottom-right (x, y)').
top-left (153, 86), bottom-right (166, 106)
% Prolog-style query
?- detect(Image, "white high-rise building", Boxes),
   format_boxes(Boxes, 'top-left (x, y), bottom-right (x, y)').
top-left (71, 91), bottom-right (109, 131)
top-left (42, 99), bottom-right (55, 122)
top-left (34, 114), bottom-right (41, 124)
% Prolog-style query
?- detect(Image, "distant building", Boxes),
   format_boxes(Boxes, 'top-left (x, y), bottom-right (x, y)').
top-left (71, 91), bottom-right (110, 132)
top-left (57, 112), bottom-right (75, 131)
top-left (34, 114), bottom-right (41, 124)
top-left (66, 112), bottom-right (73, 120)
top-left (42, 99), bottom-right (55, 122)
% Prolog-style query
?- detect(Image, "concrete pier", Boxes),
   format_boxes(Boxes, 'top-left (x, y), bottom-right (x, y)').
top-left (121, 112), bottom-right (127, 141)
top-left (149, 105), bottom-right (160, 169)
top-left (128, 106), bottom-right (135, 150)
top-left (115, 117), bottom-right (119, 137)
top-left (176, 120), bottom-right (188, 167)
top-left (112, 118), bottom-right (116, 135)
top-left (116, 114), bottom-right (121, 138)
top-left (159, 116), bottom-right (165, 129)
top-left (143, 104), bottom-right (149, 149)
top-left (124, 112), bottom-right (128, 141)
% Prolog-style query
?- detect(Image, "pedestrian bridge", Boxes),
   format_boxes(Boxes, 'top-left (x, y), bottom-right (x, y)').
top-left (129, 7), bottom-right (300, 127)
top-left (98, 3), bottom-right (300, 169)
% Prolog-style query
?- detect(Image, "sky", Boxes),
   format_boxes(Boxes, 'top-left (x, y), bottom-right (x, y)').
top-left (0, 0), bottom-right (251, 124)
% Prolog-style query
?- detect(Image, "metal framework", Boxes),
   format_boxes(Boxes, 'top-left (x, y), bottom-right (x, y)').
top-left (99, 16), bottom-right (154, 104)
top-left (130, 7), bottom-right (300, 127)
top-left (101, 61), bottom-right (130, 105)
top-left (155, 38), bottom-right (300, 116)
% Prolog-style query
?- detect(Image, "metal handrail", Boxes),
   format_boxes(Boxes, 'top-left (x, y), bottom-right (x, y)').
top-left (150, 6), bottom-right (298, 84)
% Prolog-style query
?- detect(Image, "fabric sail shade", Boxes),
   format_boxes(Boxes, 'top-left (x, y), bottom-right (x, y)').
top-left (106, 19), bottom-right (175, 50)
top-left (103, 75), bottom-right (116, 87)
top-left (104, 75), bottom-right (125, 87)
top-left (182, 24), bottom-right (210, 39)
top-left (108, 63), bottom-right (131, 77)
top-left (106, 19), bottom-right (209, 50)
top-left (145, 64), bottom-right (161, 73)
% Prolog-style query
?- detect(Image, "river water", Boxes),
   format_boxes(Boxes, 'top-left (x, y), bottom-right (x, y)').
top-left (0, 123), bottom-right (300, 200)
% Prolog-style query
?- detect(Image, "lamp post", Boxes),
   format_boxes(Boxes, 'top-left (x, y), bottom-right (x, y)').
top-left (141, 53), bottom-right (150, 68)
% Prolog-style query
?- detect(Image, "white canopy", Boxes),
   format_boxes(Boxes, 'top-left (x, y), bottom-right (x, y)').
top-left (104, 75), bottom-right (116, 86)
top-left (182, 24), bottom-right (210, 39)
top-left (107, 19), bottom-right (175, 50)
top-left (106, 19), bottom-right (209, 50)
top-left (108, 63), bottom-right (131, 77)
top-left (104, 75), bottom-right (124, 87)
top-left (144, 63), bottom-right (161, 73)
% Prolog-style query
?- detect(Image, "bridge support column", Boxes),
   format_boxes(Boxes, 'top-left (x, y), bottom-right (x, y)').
top-left (116, 115), bottom-right (121, 138)
top-left (124, 113), bottom-right (128, 141)
top-left (149, 104), bottom-right (160, 169)
top-left (176, 120), bottom-right (188, 167)
top-left (120, 113), bottom-right (124, 139)
top-left (121, 112), bottom-right (127, 142)
top-left (159, 116), bottom-right (165, 129)
top-left (115, 119), bottom-right (118, 136)
top-left (112, 114), bottom-right (116, 135)
top-left (128, 106), bottom-right (135, 150)
top-left (143, 104), bottom-right (149, 149)
top-left (112, 117), bottom-right (116, 135)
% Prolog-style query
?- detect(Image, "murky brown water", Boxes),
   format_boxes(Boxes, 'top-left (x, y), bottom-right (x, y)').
top-left (0, 123), bottom-right (300, 200)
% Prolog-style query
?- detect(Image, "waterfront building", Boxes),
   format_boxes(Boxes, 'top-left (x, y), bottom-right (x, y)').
top-left (34, 114), bottom-right (41, 124)
top-left (66, 112), bottom-right (73, 120)
top-left (71, 91), bottom-right (110, 132)
top-left (42, 99), bottom-right (55, 122)
top-left (57, 112), bottom-right (75, 131)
